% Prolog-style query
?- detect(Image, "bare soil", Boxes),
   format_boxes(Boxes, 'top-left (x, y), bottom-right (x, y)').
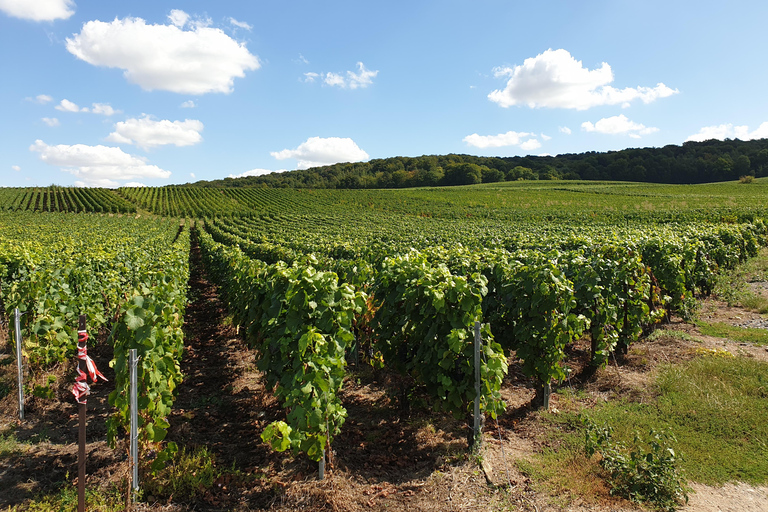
top-left (1, 243), bottom-right (767, 511)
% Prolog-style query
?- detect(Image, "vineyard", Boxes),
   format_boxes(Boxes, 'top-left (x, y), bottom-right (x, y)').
top-left (1, 179), bottom-right (768, 510)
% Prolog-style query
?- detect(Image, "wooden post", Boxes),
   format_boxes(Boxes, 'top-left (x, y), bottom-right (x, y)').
top-left (77, 314), bottom-right (86, 512)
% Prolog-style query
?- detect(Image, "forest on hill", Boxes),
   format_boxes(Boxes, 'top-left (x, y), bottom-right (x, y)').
top-left (193, 138), bottom-right (768, 189)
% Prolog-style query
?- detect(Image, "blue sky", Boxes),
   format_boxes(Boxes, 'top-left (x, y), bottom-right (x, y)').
top-left (2, 0), bottom-right (768, 187)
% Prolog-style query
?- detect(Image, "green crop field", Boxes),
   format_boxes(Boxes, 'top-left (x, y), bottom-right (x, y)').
top-left (1, 177), bottom-right (767, 510)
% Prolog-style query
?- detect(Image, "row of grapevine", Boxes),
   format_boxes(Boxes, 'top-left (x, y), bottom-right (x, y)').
top-left (118, 186), bottom-right (252, 217)
top-left (0, 186), bottom-right (136, 213)
top-left (0, 212), bottom-right (190, 471)
top-left (197, 206), bottom-right (768, 461)
top-left (198, 228), bottom-right (364, 461)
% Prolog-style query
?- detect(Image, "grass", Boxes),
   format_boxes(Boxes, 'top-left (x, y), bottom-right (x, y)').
top-left (6, 485), bottom-right (126, 512)
top-left (697, 321), bottom-right (768, 346)
top-left (521, 354), bottom-right (768, 503)
top-left (646, 329), bottom-right (695, 342)
top-left (141, 445), bottom-right (252, 502)
top-left (713, 247), bottom-right (768, 314)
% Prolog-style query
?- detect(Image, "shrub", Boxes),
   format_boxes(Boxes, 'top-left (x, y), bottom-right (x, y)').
top-left (583, 417), bottom-right (689, 512)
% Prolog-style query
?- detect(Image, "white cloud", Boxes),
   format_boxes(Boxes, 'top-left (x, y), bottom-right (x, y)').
top-left (55, 99), bottom-right (87, 112)
top-left (0, 0), bottom-right (74, 21)
top-left (34, 94), bottom-right (53, 104)
top-left (271, 137), bottom-right (369, 169)
top-left (520, 139), bottom-right (542, 150)
top-left (559, 126), bottom-right (572, 135)
top-left (180, 100), bottom-right (196, 108)
top-left (30, 139), bottom-right (171, 187)
top-left (541, 133), bottom-right (552, 141)
top-left (229, 17), bottom-right (251, 30)
top-left (308, 62), bottom-right (378, 89)
top-left (54, 99), bottom-right (120, 115)
top-left (42, 117), bottom-right (60, 127)
top-left (303, 72), bottom-right (319, 83)
top-left (190, 173), bottom-right (196, 179)
top-left (12, 165), bottom-right (21, 171)
top-left (685, 122), bottom-right (768, 142)
top-left (297, 54), bottom-right (309, 65)
top-left (228, 168), bottom-right (288, 178)
top-left (91, 103), bottom-right (120, 116)
top-left (106, 115), bottom-right (204, 149)
top-left (66, 13), bottom-right (260, 94)
top-left (463, 130), bottom-right (541, 150)
top-left (123, 182), bottom-right (146, 187)
top-left (488, 49), bottom-right (678, 110)
top-left (581, 114), bottom-right (658, 137)
top-left (168, 9), bottom-right (189, 28)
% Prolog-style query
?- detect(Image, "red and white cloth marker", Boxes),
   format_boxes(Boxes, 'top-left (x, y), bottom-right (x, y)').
top-left (71, 330), bottom-right (107, 404)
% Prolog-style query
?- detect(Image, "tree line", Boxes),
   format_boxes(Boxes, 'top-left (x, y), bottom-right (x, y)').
top-left (191, 138), bottom-right (768, 189)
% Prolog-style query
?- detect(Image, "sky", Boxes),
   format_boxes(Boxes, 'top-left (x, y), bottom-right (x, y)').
top-left (2, 0), bottom-right (768, 188)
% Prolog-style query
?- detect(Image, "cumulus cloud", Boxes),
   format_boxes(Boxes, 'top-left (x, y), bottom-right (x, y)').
top-left (42, 117), bottom-right (59, 127)
top-left (91, 103), bottom-right (120, 116)
top-left (463, 130), bottom-right (541, 150)
top-left (32, 94), bottom-right (53, 104)
top-left (12, 165), bottom-right (21, 171)
top-left (228, 168), bottom-right (288, 178)
top-left (55, 99), bottom-right (87, 112)
top-left (559, 126), bottom-right (572, 135)
top-left (581, 115), bottom-right (659, 138)
top-left (488, 49), bottom-right (678, 110)
top-left (30, 139), bottom-right (171, 187)
top-left (167, 9), bottom-right (189, 28)
top-left (271, 137), bottom-right (369, 169)
top-left (123, 182), bottom-right (146, 187)
top-left (180, 100), bottom-right (196, 108)
top-left (0, 0), bottom-right (74, 21)
top-left (541, 133), bottom-right (552, 141)
top-left (305, 62), bottom-right (378, 89)
top-left (685, 122), bottom-right (768, 142)
top-left (229, 17), bottom-right (251, 30)
top-left (520, 139), bottom-right (542, 150)
top-left (66, 12), bottom-right (260, 94)
top-left (106, 115), bottom-right (204, 149)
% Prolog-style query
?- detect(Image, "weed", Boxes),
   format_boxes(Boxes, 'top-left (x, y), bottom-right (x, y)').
top-left (5, 484), bottom-right (125, 512)
top-left (141, 445), bottom-right (246, 501)
top-left (583, 417), bottom-right (689, 511)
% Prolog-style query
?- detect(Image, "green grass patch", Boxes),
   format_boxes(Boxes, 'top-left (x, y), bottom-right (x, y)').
top-left (697, 322), bottom-right (768, 345)
top-left (0, 429), bottom-right (26, 458)
top-left (713, 248), bottom-right (768, 313)
top-left (521, 355), bottom-right (768, 504)
top-left (142, 445), bottom-right (252, 502)
top-left (6, 485), bottom-right (125, 512)
top-left (646, 329), bottom-right (695, 342)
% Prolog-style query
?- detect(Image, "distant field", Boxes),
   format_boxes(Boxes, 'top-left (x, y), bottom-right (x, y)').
top-left (2, 179), bottom-right (767, 222)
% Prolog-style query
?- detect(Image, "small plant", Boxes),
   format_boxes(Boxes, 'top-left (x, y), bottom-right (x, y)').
top-left (739, 175), bottom-right (755, 184)
top-left (32, 375), bottom-right (57, 399)
top-left (142, 445), bottom-right (230, 501)
top-left (583, 416), bottom-right (689, 512)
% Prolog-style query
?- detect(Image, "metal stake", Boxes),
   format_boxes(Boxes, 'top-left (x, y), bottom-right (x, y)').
top-left (129, 349), bottom-right (139, 494)
top-left (14, 308), bottom-right (24, 421)
top-left (319, 449), bottom-right (325, 480)
top-left (473, 321), bottom-right (481, 442)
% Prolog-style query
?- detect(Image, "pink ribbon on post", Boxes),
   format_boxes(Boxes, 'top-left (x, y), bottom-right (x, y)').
top-left (71, 330), bottom-right (107, 404)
